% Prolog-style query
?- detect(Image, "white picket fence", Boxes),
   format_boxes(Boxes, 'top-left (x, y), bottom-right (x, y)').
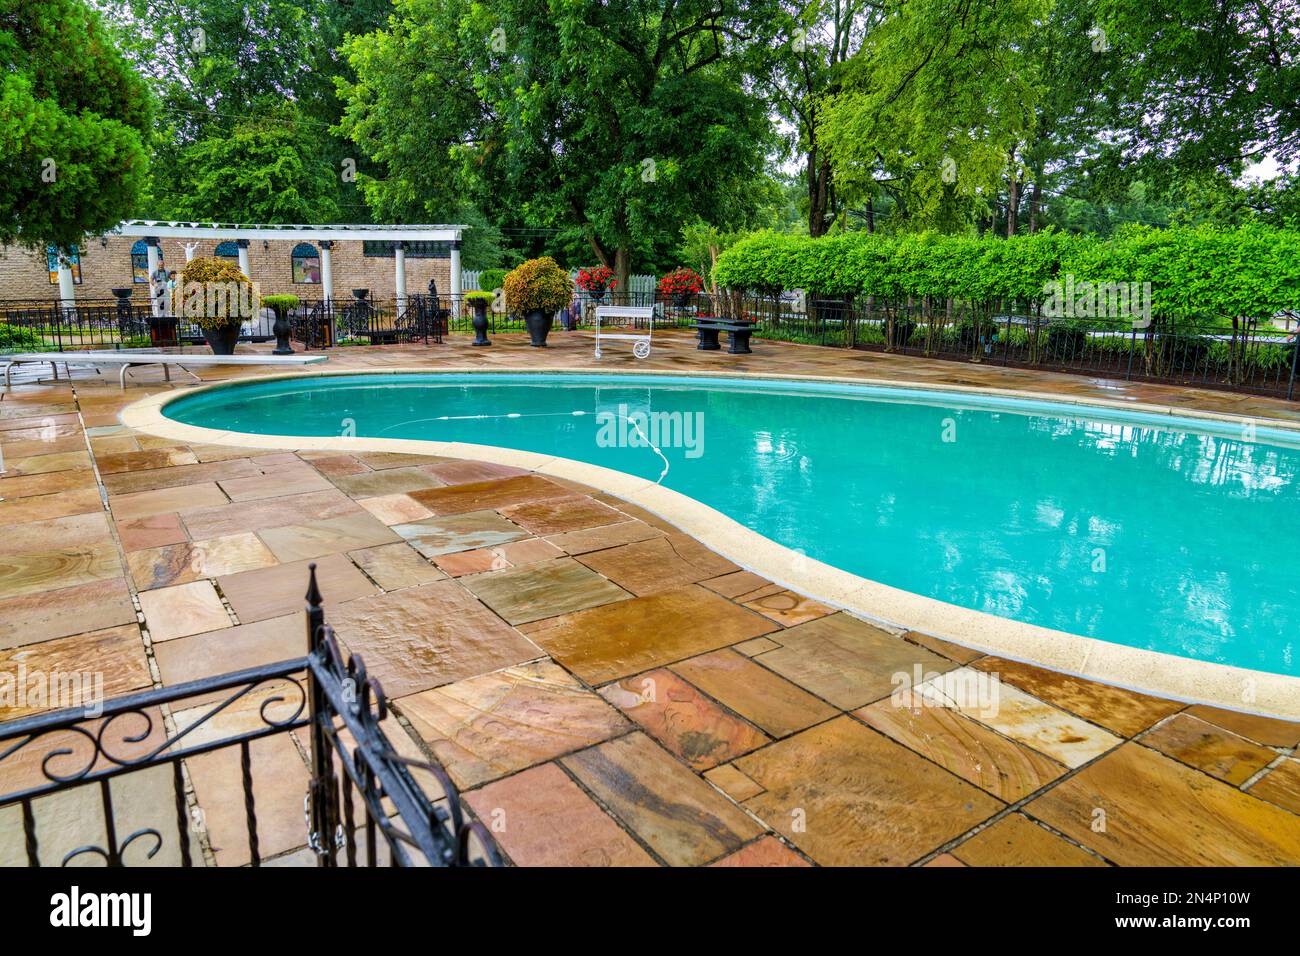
top-left (463, 268), bottom-right (656, 293)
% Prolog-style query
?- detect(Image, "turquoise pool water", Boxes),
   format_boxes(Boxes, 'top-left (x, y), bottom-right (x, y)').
top-left (166, 372), bottom-right (1300, 676)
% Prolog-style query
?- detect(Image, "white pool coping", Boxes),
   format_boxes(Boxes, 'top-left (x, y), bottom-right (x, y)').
top-left (120, 366), bottom-right (1300, 720)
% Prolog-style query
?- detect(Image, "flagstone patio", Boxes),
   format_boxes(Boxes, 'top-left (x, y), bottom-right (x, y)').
top-left (2, 329), bottom-right (1299, 867)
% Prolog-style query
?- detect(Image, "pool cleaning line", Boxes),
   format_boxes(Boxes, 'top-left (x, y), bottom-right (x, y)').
top-left (119, 367), bottom-right (1300, 720)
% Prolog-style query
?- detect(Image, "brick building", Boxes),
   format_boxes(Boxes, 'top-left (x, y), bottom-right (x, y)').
top-left (0, 222), bottom-right (464, 307)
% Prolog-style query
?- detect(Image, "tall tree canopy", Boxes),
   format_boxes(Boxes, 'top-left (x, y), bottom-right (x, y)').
top-left (338, 0), bottom-right (782, 281)
top-left (0, 0), bottom-right (152, 249)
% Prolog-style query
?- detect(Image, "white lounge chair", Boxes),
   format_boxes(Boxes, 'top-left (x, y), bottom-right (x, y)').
top-left (2, 350), bottom-right (327, 388)
top-left (593, 305), bottom-right (654, 359)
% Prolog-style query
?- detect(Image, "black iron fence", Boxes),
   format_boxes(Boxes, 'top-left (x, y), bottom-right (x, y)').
top-left (5, 290), bottom-right (1295, 400)
top-left (0, 567), bottom-right (499, 868)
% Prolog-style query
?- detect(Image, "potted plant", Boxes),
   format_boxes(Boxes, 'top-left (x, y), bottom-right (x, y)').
top-left (179, 256), bottom-right (258, 355)
top-left (504, 256), bottom-right (573, 347)
top-left (263, 294), bottom-right (300, 354)
top-left (465, 290), bottom-right (495, 346)
top-left (659, 266), bottom-right (704, 307)
top-left (576, 265), bottom-right (617, 302)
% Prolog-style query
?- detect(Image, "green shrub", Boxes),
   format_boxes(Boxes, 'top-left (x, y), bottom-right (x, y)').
top-left (465, 290), bottom-right (495, 302)
top-left (261, 294), bottom-right (300, 315)
top-left (478, 268), bottom-right (509, 292)
top-left (178, 256), bottom-right (257, 330)
top-left (503, 257), bottom-right (573, 314)
top-left (0, 323), bottom-right (43, 351)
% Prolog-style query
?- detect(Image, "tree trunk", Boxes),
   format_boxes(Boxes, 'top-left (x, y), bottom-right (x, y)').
top-left (614, 246), bottom-right (631, 301)
top-left (1006, 146), bottom-right (1020, 238)
top-left (1027, 179), bottom-right (1042, 234)
top-left (865, 200), bottom-right (875, 234)
top-left (808, 151), bottom-right (832, 238)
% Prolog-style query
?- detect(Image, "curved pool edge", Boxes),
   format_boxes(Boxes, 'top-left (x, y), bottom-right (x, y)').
top-left (121, 366), bottom-right (1300, 720)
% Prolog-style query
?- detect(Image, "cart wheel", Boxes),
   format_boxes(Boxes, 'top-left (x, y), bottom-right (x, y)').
top-left (633, 340), bottom-right (651, 359)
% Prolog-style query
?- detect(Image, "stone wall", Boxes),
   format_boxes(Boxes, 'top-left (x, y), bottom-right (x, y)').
top-left (0, 237), bottom-right (452, 303)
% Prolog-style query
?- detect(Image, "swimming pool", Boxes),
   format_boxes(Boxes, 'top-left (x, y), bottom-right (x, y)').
top-left (164, 372), bottom-right (1300, 677)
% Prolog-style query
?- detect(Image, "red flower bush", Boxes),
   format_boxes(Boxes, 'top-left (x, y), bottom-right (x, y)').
top-left (658, 266), bottom-right (704, 297)
top-left (576, 265), bottom-right (617, 291)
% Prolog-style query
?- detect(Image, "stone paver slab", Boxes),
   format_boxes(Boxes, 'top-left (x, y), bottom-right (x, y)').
top-left (464, 763), bottom-right (656, 867)
top-left (460, 557), bottom-right (631, 625)
top-left (709, 836), bottom-right (811, 867)
top-left (256, 511), bottom-right (400, 563)
top-left (127, 532), bottom-right (277, 590)
top-left (972, 656), bottom-right (1183, 737)
top-left (407, 474), bottom-right (571, 515)
top-left (1027, 742), bottom-right (1300, 866)
top-left (1248, 758), bottom-right (1300, 815)
top-left (527, 585), bottom-right (778, 684)
top-left (734, 716), bottom-right (1003, 866)
top-left (391, 510), bottom-right (529, 558)
top-left (217, 553), bottom-right (377, 623)
top-left (0, 578), bottom-right (135, 650)
top-left (153, 613), bottom-right (305, 687)
top-left (951, 813), bottom-right (1106, 867)
top-left (671, 648), bottom-right (836, 738)
top-left (116, 512), bottom-right (188, 552)
top-left (545, 520), bottom-right (665, 555)
top-left (398, 660), bottom-right (629, 788)
top-left (0, 487), bottom-right (102, 526)
top-left (562, 733), bottom-right (762, 867)
top-left (499, 494), bottom-right (623, 535)
top-left (180, 489), bottom-right (359, 539)
top-left (0, 624), bottom-right (149, 720)
top-left (918, 666), bottom-right (1122, 768)
top-left (331, 466), bottom-right (445, 499)
top-left (600, 668), bottom-right (770, 770)
top-left (138, 580), bottom-right (231, 642)
top-left (754, 613), bottom-right (957, 710)
top-left (1185, 704), bottom-right (1300, 749)
top-left (347, 542), bottom-right (445, 590)
top-left (1140, 713), bottom-right (1278, 785)
top-left (855, 692), bottom-right (1068, 802)
top-left (326, 581), bottom-right (543, 697)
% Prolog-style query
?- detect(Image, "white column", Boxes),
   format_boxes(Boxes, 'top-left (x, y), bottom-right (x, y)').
top-left (449, 235), bottom-right (462, 305)
top-left (56, 254), bottom-right (76, 308)
top-left (145, 238), bottom-right (163, 317)
top-left (394, 241), bottom-right (407, 311)
top-left (319, 241), bottom-right (334, 304)
top-left (236, 239), bottom-right (251, 277)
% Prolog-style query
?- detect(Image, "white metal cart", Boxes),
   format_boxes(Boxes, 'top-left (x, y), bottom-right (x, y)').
top-left (594, 305), bottom-right (654, 359)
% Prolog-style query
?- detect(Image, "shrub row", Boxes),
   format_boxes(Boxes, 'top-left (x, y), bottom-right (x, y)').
top-left (712, 226), bottom-right (1300, 323)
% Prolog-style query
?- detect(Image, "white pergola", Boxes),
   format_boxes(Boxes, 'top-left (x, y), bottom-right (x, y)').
top-left (62, 221), bottom-right (466, 314)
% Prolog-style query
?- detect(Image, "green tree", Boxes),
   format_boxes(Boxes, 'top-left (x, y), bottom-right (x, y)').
top-left (338, 0), bottom-right (781, 288)
top-left (168, 110), bottom-right (341, 222)
top-left (819, 0), bottom-right (1050, 234)
top-left (0, 0), bottom-right (152, 249)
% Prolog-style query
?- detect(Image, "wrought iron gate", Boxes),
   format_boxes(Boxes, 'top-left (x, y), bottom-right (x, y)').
top-left (0, 566), bottom-right (499, 867)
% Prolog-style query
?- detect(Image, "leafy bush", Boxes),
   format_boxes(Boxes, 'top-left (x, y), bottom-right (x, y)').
top-left (478, 268), bottom-right (509, 292)
top-left (0, 323), bottom-right (43, 351)
top-left (261, 294), bottom-right (300, 315)
top-left (503, 257), bottom-right (572, 314)
top-left (713, 226), bottom-right (1300, 325)
top-left (178, 256), bottom-right (257, 330)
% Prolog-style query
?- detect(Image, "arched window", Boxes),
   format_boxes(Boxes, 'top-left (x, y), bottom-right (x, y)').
top-left (131, 240), bottom-right (150, 283)
top-left (214, 241), bottom-right (239, 261)
top-left (47, 245), bottom-right (82, 285)
top-left (291, 242), bottom-right (321, 284)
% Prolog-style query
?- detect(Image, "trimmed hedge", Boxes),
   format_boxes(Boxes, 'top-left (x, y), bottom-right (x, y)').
top-left (712, 226), bottom-right (1300, 323)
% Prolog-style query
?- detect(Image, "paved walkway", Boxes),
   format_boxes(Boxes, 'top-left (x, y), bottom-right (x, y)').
top-left (1, 331), bottom-right (1299, 866)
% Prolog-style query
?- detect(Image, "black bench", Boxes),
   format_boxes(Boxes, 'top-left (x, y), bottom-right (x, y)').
top-left (695, 319), bottom-right (754, 354)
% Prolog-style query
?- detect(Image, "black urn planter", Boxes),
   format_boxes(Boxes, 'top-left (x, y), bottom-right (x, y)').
top-left (524, 309), bottom-right (553, 346)
top-left (270, 308), bottom-right (294, 355)
top-left (203, 324), bottom-right (241, 355)
top-left (470, 300), bottom-right (492, 346)
top-left (671, 292), bottom-right (692, 308)
top-left (588, 287), bottom-right (607, 303)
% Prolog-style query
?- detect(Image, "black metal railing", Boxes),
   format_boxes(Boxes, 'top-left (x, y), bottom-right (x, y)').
top-left (0, 566), bottom-right (499, 868)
